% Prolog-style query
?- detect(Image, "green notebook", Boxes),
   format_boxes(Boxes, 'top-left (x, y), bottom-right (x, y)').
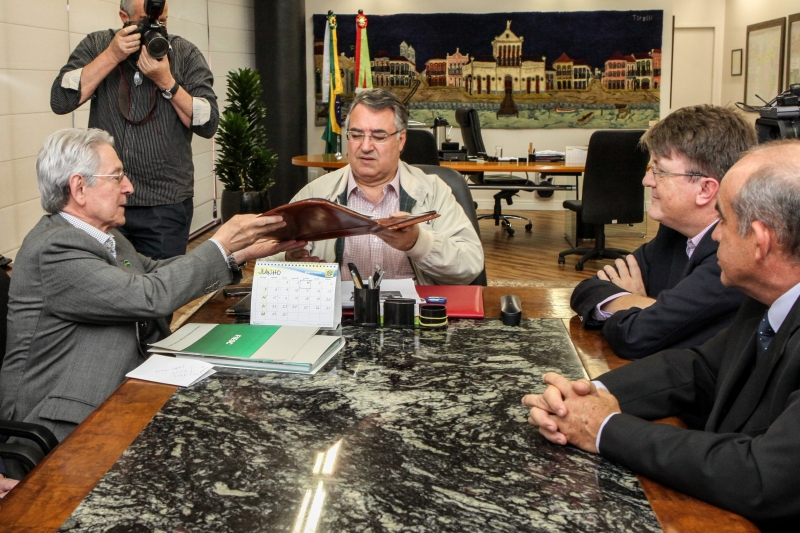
top-left (149, 323), bottom-right (344, 374)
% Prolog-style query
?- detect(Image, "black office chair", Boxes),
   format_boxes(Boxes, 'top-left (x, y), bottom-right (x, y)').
top-left (400, 129), bottom-right (440, 166)
top-left (558, 130), bottom-right (649, 271)
top-left (455, 107), bottom-right (533, 236)
top-left (415, 164), bottom-right (487, 286)
top-left (0, 269), bottom-right (59, 480)
top-left (0, 421), bottom-right (59, 480)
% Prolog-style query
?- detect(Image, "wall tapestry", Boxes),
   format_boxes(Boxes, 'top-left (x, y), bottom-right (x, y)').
top-left (312, 10), bottom-right (663, 129)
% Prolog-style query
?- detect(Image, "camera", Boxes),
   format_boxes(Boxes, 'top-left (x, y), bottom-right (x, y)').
top-left (123, 0), bottom-right (170, 60)
top-left (756, 84), bottom-right (800, 142)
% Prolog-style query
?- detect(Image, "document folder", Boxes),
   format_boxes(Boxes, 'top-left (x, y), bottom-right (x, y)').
top-left (260, 198), bottom-right (439, 242)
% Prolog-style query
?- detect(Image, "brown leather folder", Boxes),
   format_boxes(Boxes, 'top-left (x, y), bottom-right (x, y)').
top-left (259, 198), bottom-right (440, 242)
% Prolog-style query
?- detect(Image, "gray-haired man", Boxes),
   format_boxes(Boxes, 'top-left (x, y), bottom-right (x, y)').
top-left (279, 88), bottom-right (484, 285)
top-left (0, 128), bottom-right (302, 441)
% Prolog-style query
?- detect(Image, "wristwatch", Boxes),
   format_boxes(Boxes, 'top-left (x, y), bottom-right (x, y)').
top-left (161, 81), bottom-right (179, 100)
top-left (226, 253), bottom-right (244, 274)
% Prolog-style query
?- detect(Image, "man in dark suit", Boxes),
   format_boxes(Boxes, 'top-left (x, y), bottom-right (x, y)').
top-left (524, 140), bottom-right (800, 531)
top-left (570, 105), bottom-right (756, 359)
top-left (0, 128), bottom-right (303, 441)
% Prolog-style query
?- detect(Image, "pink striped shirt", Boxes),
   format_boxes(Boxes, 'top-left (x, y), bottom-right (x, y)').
top-left (341, 169), bottom-right (416, 282)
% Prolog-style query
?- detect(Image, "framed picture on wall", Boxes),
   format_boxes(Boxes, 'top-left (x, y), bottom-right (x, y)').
top-left (744, 17), bottom-right (786, 106)
top-left (731, 49), bottom-right (743, 76)
top-left (788, 13), bottom-right (800, 87)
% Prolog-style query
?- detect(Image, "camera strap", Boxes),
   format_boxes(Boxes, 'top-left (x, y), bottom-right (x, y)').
top-left (116, 65), bottom-right (158, 125)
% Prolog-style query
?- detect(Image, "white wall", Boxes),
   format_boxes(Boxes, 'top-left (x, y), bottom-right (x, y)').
top-left (304, 0), bottom-right (674, 210)
top-left (672, 0), bottom-right (726, 107)
top-left (721, 0), bottom-right (798, 110)
top-left (0, 0), bottom-right (254, 260)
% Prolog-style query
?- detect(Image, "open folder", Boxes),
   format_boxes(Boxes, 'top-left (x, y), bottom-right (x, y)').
top-left (259, 198), bottom-right (440, 242)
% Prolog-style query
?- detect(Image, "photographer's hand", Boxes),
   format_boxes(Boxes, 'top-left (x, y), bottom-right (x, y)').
top-left (77, 25), bottom-right (140, 105)
top-left (108, 25), bottom-right (141, 63)
top-left (139, 47), bottom-right (193, 128)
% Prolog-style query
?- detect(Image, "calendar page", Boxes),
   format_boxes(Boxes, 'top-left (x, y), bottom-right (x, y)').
top-left (250, 261), bottom-right (341, 329)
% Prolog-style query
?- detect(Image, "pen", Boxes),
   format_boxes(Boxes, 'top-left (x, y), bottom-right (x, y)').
top-left (348, 262), bottom-right (363, 289)
top-left (375, 271), bottom-right (385, 288)
top-left (373, 265), bottom-right (382, 285)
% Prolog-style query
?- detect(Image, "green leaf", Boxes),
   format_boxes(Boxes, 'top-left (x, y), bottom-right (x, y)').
top-left (214, 68), bottom-right (277, 192)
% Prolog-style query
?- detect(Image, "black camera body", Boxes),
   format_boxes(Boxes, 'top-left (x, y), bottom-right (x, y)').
top-left (124, 0), bottom-right (169, 60)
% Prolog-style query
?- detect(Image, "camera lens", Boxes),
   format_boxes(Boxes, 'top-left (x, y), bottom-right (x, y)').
top-left (145, 33), bottom-right (169, 59)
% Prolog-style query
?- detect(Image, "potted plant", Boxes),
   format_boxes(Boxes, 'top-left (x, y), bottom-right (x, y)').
top-left (215, 68), bottom-right (278, 222)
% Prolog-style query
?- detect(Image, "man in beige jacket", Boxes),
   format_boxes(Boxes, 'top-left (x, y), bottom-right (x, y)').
top-left (281, 89), bottom-right (483, 285)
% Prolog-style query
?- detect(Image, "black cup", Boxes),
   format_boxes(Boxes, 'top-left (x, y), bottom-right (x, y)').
top-left (384, 298), bottom-right (416, 328)
top-left (419, 304), bottom-right (448, 330)
top-left (353, 287), bottom-right (381, 326)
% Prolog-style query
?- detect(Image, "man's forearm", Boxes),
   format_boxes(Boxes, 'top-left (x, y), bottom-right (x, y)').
top-left (167, 87), bottom-right (193, 128)
top-left (601, 294), bottom-right (656, 314)
top-left (78, 49), bottom-right (121, 105)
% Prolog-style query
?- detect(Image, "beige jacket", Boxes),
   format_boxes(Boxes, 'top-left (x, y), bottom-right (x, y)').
top-left (272, 162), bottom-right (484, 285)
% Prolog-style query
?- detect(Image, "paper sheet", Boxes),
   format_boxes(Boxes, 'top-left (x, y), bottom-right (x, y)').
top-left (126, 354), bottom-right (216, 387)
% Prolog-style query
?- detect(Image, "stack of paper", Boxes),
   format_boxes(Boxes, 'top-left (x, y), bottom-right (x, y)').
top-left (126, 354), bottom-right (216, 387)
top-left (149, 323), bottom-right (345, 374)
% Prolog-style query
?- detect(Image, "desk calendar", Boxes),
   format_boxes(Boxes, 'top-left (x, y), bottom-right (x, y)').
top-left (250, 261), bottom-right (341, 328)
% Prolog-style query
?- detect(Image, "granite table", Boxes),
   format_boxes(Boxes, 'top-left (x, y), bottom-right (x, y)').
top-left (0, 287), bottom-right (757, 533)
top-left (58, 319), bottom-right (659, 533)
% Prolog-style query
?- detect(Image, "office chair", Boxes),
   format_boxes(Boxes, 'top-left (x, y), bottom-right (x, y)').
top-left (400, 129), bottom-right (440, 166)
top-left (558, 130), bottom-right (649, 271)
top-left (0, 421), bottom-right (59, 480)
top-left (415, 164), bottom-right (487, 286)
top-left (0, 269), bottom-right (59, 480)
top-left (455, 107), bottom-right (533, 236)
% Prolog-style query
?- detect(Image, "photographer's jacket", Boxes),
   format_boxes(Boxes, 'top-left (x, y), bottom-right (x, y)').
top-left (51, 29), bottom-right (219, 207)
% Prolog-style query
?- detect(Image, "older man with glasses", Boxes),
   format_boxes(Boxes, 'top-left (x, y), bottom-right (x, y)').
top-left (277, 88), bottom-right (483, 285)
top-left (0, 128), bottom-right (304, 441)
top-left (570, 105), bottom-right (757, 359)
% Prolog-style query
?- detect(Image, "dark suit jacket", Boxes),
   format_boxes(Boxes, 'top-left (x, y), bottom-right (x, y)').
top-left (598, 296), bottom-right (800, 531)
top-left (570, 223), bottom-right (745, 359)
top-left (0, 215), bottom-right (235, 441)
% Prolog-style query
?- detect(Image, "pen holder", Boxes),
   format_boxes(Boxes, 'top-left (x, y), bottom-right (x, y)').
top-left (383, 298), bottom-right (417, 328)
top-left (353, 287), bottom-right (381, 327)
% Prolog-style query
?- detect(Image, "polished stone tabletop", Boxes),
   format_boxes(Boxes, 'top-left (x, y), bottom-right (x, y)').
top-left (59, 319), bottom-right (660, 532)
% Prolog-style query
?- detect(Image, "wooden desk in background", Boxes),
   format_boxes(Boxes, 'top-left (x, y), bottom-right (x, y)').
top-left (0, 287), bottom-right (757, 533)
top-left (291, 154), bottom-right (585, 175)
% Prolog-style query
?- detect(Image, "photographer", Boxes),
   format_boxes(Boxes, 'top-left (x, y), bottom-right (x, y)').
top-left (51, 0), bottom-right (218, 259)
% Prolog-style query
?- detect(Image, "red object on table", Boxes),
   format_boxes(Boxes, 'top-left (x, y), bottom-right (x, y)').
top-left (415, 285), bottom-right (484, 319)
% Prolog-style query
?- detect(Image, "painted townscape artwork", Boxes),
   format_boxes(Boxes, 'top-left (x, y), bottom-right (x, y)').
top-left (313, 11), bottom-right (663, 129)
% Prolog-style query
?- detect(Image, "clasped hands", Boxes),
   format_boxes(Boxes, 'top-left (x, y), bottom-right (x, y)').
top-left (521, 372), bottom-right (621, 454)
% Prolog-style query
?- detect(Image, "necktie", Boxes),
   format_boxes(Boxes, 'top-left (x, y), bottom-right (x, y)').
top-left (757, 311), bottom-right (775, 356)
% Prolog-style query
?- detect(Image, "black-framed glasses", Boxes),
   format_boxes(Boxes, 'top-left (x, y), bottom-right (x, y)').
top-left (346, 130), bottom-right (402, 144)
top-left (91, 172), bottom-right (127, 185)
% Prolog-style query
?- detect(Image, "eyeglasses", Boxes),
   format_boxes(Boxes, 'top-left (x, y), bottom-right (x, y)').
top-left (346, 130), bottom-right (402, 144)
top-left (648, 167), bottom-right (707, 181)
top-left (91, 172), bottom-right (127, 185)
